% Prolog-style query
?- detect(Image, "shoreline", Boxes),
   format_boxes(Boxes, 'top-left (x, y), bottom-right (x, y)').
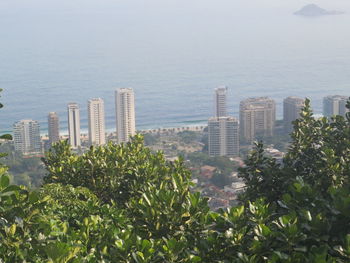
top-left (40, 124), bottom-right (208, 140)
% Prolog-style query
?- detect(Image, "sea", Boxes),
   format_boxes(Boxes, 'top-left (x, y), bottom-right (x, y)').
top-left (1, 0), bottom-right (350, 135)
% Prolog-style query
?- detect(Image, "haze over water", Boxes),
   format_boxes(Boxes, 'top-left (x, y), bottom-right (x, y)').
top-left (1, 0), bottom-right (350, 134)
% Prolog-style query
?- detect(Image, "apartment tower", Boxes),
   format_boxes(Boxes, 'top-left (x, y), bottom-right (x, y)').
top-left (215, 86), bottom-right (228, 117)
top-left (115, 88), bottom-right (136, 144)
top-left (67, 103), bottom-right (81, 148)
top-left (208, 87), bottom-right (239, 157)
top-left (240, 97), bottom-right (276, 142)
top-left (323, 95), bottom-right (349, 118)
top-left (208, 117), bottom-right (239, 157)
top-left (283, 97), bottom-right (305, 133)
top-left (13, 119), bottom-right (41, 155)
top-left (88, 98), bottom-right (106, 146)
top-left (48, 112), bottom-right (60, 146)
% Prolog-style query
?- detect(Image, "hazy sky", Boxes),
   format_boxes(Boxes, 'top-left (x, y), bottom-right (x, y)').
top-left (2, 0), bottom-right (349, 75)
top-left (1, 0), bottom-right (350, 14)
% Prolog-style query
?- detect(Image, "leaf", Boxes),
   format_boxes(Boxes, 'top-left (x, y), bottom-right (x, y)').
top-left (142, 239), bottom-right (151, 251)
top-left (167, 239), bottom-right (177, 250)
top-left (6, 224), bottom-right (16, 236)
top-left (273, 251), bottom-right (289, 260)
top-left (0, 175), bottom-right (10, 189)
top-left (277, 200), bottom-right (288, 209)
top-left (233, 205), bottom-right (245, 218)
top-left (304, 210), bottom-right (312, 221)
top-left (261, 224), bottom-right (271, 237)
top-left (115, 240), bottom-right (124, 249)
top-left (29, 192), bottom-right (40, 203)
top-left (142, 193), bottom-right (152, 206)
top-left (2, 184), bottom-right (22, 193)
top-left (249, 202), bottom-right (256, 214)
top-left (181, 212), bottom-right (191, 223)
top-left (190, 255), bottom-right (201, 262)
top-left (45, 242), bottom-right (81, 263)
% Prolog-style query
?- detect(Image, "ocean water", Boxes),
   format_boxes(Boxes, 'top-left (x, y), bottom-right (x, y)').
top-left (1, 0), bottom-right (350, 134)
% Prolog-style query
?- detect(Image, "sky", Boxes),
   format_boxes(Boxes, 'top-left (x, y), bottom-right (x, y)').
top-left (1, 0), bottom-right (350, 14)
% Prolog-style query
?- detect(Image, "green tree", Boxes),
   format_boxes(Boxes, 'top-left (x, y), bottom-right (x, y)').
top-left (239, 99), bottom-right (350, 203)
top-left (44, 136), bottom-right (193, 207)
top-left (143, 133), bottom-right (159, 146)
top-left (178, 131), bottom-right (198, 144)
top-left (43, 135), bottom-right (210, 258)
top-left (224, 98), bottom-right (350, 262)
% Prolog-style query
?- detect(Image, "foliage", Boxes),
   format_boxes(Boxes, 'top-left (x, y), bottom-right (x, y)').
top-left (177, 131), bottom-right (199, 144)
top-left (232, 98), bottom-right (350, 262)
top-left (239, 99), bottom-right (350, 203)
top-left (210, 171), bottom-right (234, 188)
top-left (187, 153), bottom-right (236, 172)
top-left (238, 141), bottom-right (283, 202)
top-left (44, 136), bottom-right (193, 208)
top-left (205, 181), bottom-right (350, 262)
top-left (186, 152), bottom-right (237, 187)
top-left (40, 135), bottom-right (211, 261)
top-left (0, 141), bottom-right (210, 262)
top-left (0, 172), bottom-right (132, 262)
top-left (143, 133), bottom-right (159, 146)
top-left (0, 143), bottom-right (46, 188)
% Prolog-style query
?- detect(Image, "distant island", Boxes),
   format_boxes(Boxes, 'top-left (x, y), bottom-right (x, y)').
top-left (294, 4), bottom-right (344, 17)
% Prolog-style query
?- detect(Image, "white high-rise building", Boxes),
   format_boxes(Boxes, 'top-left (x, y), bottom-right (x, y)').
top-left (208, 117), bottom-right (239, 157)
top-left (13, 119), bottom-right (41, 155)
top-left (88, 98), bottom-right (106, 146)
top-left (208, 87), bottom-right (239, 157)
top-left (48, 112), bottom-right (60, 146)
top-left (215, 86), bottom-right (228, 117)
top-left (67, 103), bottom-right (81, 148)
top-left (115, 88), bottom-right (136, 144)
top-left (323, 95), bottom-right (349, 118)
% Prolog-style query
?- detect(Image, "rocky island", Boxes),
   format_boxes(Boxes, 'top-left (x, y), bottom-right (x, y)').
top-left (294, 4), bottom-right (344, 17)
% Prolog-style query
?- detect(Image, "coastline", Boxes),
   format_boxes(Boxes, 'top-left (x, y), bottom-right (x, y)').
top-left (40, 124), bottom-right (208, 140)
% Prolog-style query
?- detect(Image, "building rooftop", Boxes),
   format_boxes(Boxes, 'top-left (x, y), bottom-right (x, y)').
top-left (215, 85), bottom-right (227, 92)
top-left (324, 95), bottom-right (348, 100)
top-left (116, 88), bottom-right (134, 92)
top-left (240, 97), bottom-right (275, 109)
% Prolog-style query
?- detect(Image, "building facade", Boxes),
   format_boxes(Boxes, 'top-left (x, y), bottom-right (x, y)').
top-left (215, 86), bottom-right (228, 117)
top-left (115, 88), bottom-right (136, 144)
top-left (283, 96), bottom-right (305, 133)
top-left (13, 119), bottom-right (41, 155)
top-left (67, 103), bottom-right (81, 148)
top-left (88, 98), bottom-right (106, 146)
top-left (240, 97), bottom-right (276, 142)
top-left (48, 112), bottom-right (60, 146)
top-left (208, 117), bottom-right (239, 157)
top-left (323, 95), bottom-right (349, 118)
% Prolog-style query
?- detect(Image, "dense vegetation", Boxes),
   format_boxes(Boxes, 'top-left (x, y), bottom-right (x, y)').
top-left (0, 142), bottom-right (45, 188)
top-left (1, 95), bottom-right (350, 262)
top-left (185, 152), bottom-right (238, 188)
